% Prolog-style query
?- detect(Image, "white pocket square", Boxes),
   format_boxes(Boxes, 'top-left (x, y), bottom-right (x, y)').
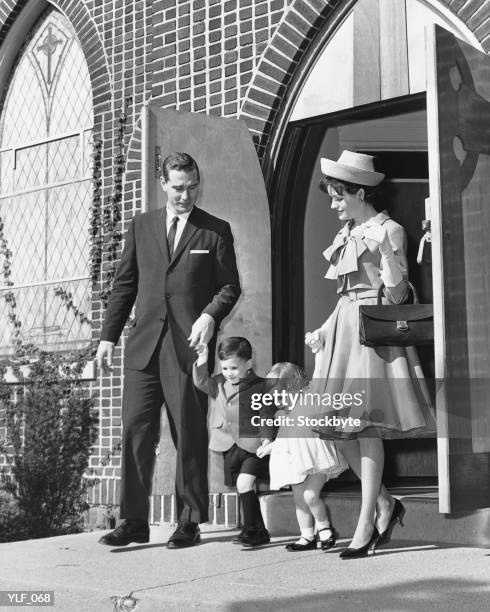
top-left (190, 249), bottom-right (209, 254)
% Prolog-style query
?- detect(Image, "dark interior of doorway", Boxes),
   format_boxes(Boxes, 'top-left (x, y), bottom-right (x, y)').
top-left (271, 93), bottom-right (437, 488)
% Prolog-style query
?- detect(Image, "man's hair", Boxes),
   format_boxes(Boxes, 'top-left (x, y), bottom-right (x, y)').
top-left (161, 152), bottom-right (200, 182)
top-left (218, 337), bottom-right (252, 361)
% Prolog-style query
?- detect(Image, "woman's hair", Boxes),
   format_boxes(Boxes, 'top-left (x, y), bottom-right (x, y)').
top-left (218, 337), bottom-right (252, 361)
top-left (319, 175), bottom-right (381, 207)
top-left (266, 362), bottom-right (309, 392)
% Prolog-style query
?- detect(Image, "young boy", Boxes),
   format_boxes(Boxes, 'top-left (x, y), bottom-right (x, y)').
top-left (193, 337), bottom-right (276, 547)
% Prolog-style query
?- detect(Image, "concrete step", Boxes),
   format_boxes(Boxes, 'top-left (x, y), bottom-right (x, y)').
top-left (259, 486), bottom-right (490, 547)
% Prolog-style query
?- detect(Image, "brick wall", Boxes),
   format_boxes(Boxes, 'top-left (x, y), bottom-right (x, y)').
top-left (0, 0), bottom-right (489, 506)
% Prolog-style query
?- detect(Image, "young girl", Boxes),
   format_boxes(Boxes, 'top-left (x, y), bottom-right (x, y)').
top-left (257, 362), bottom-right (347, 551)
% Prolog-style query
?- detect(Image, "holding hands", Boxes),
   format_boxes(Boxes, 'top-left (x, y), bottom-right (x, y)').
top-left (195, 341), bottom-right (209, 365)
top-left (256, 439), bottom-right (274, 458)
top-left (188, 313), bottom-right (215, 348)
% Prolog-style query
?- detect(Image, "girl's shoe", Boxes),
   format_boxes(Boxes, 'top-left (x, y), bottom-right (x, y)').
top-left (285, 537), bottom-right (317, 551)
top-left (339, 527), bottom-right (379, 559)
top-left (318, 526), bottom-right (338, 551)
top-left (376, 498), bottom-right (406, 547)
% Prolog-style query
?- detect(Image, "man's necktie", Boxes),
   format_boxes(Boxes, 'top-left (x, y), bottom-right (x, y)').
top-left (167, 216), bottom-right (179, 258)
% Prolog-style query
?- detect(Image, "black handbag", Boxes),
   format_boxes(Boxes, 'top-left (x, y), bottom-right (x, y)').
top-left (359, 283), bottom-right (433, 347)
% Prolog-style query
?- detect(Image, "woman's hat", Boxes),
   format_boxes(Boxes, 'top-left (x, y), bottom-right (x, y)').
top-left (320, 150), bottom-right (385, 186)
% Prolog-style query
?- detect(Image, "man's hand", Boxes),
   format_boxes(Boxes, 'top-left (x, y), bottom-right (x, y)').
top-left (305, 329), bottom-right (324, 354)
top-left (96, 341), bottom-right (115, 375)
top-left (188, 313), bottom-right (215, 348)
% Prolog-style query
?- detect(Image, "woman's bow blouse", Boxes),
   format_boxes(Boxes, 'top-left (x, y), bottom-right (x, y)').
top-left (324, 211), bottom-right (408, 297)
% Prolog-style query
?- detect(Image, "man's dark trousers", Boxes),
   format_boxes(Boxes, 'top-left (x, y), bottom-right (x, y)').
top-left (120, 322), bottom-right (209, 524)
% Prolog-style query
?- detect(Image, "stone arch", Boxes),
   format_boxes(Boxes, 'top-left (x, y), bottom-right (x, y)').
top-left (239, 0), bottom-right (345, 158)
top-left (240, 0), bottom-right (490, 173)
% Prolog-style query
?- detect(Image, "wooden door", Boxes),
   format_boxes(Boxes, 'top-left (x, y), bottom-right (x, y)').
top-left (427, 25), bottom-right (490, 512)
top-left (141, 105), bottom-right (272, 493)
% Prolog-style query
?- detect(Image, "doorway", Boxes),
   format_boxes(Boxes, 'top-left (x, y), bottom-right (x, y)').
top-left (272, 93), bottom-right (437, 483)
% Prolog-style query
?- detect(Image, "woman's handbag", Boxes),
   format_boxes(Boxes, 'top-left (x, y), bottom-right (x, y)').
top-left (359, 282), bottom-right (433, 347)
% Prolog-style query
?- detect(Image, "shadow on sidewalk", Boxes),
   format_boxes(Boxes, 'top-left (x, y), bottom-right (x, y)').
top-left (222, 577), bottom-right (490, 612)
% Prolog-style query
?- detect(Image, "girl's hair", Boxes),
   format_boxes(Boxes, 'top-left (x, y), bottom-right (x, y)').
top-left (266, 362), bottom-right (309, 392)
top-left (319, 175), bottom-right (381, 207)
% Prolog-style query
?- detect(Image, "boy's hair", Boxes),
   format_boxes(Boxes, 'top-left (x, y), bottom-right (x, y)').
top-left (217, 337), bottom-right (252, 361)
top-left (266, 362), bottom-right (309, 392)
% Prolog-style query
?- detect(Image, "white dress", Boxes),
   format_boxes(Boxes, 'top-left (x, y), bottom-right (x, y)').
top-left (269, 408), bottom-right (348, 490)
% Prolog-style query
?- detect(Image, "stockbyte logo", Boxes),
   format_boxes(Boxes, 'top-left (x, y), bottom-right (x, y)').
top-left (250, 413), bottom-right (362, 430)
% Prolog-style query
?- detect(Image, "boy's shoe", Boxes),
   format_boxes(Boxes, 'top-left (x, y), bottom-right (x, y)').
top-left (167, 520), bottom-right (201, 549)
top-left (98, 519), bottom-right (149, 546)
top-left (241, 527), bottom-right (270, 547)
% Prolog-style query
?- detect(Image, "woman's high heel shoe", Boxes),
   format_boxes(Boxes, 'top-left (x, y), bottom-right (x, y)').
top-left (319, 527), bottom-right (338, 551)
top-left (339, 527), bottom-right (379, 559)
top-left (376, 498), bottom-right (406, 547)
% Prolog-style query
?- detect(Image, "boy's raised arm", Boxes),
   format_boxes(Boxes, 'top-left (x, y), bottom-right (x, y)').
top-left (192, 343), bottom-right (219, 398)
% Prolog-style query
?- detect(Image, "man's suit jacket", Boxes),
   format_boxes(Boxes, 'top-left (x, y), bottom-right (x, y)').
top-left (100, 206), bottom-right (241, 373)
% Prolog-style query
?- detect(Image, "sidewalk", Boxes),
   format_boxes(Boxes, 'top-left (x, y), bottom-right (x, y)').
top-left (0, 524), bottom-right (489, 611)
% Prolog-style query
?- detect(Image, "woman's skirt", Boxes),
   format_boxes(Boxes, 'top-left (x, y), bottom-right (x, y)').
top-left (310, 294), bottom-right (436, 440)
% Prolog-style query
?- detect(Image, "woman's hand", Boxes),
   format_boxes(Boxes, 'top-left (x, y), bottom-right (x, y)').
top-left (305, 329), bottom-right (324, 353)
top-left (363, 224), bottom-right (393, 256)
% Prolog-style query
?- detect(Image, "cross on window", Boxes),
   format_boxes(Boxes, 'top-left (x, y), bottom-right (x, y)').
top-left (37, 25), bottom-right (63, 84)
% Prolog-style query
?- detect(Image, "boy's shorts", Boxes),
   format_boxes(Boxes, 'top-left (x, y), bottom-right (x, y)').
top-left (223, 444), bottom-right (270, 487)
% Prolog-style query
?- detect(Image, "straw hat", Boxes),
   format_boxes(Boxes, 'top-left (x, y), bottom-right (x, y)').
top-left (320, 150), bottom-right (385, 186)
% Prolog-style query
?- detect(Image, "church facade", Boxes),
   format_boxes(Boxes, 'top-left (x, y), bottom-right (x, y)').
top-left (0, 0), bottom-right (489, 539)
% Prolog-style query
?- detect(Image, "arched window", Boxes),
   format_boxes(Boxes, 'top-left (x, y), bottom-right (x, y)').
top-left (0, 8), bottom-right (93, 353)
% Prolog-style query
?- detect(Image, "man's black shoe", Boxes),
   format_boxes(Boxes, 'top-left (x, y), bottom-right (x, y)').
top-left (167, 520), bottom-right (201, 549)
top-left (241, 527), bottom-right (270, 547)
top-left (231, 528), bottom-right (246, 544)
top-left (98, 519), bottom-right (149, 546)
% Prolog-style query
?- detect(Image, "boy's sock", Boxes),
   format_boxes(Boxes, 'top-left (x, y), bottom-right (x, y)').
top-left (240, 491), bottom-right (266, 531)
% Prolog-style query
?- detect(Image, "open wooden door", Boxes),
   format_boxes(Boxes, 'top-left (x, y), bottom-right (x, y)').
top-left (427, 25), bottom-right (490, 513)
top-left (141, 105), bottom-right (272, 494)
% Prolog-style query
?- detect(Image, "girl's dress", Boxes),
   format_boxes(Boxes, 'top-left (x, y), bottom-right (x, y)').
top-left (311, 211), bottom-right (436, 440)
top-left (269, 407), bottom-right (348, 490)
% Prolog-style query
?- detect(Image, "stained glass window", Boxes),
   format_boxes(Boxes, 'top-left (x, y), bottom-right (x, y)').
top-left (0, 9), bottom-right (93, 353)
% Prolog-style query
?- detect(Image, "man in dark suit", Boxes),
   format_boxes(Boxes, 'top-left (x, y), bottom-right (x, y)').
top-left (97, 152), bottom-right (241, 548)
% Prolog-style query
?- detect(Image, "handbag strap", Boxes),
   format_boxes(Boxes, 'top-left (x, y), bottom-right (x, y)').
top-left (377, 281), bottom-right (419, 305)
